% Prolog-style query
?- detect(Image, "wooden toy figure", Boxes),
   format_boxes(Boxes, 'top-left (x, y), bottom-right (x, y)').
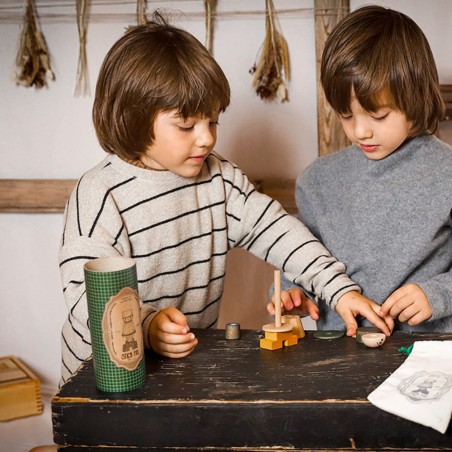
top-left (260, 270), bottom-right (299, 350)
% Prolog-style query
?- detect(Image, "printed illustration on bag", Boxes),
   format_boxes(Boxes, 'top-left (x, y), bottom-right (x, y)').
top-left (398, 371), bottom-right (452, 402)
top-left (102, 287), bottom-right (143, 370)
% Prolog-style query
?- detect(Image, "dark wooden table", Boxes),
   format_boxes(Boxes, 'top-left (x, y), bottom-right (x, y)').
top-left (52, 329), bottom-right (452, 451)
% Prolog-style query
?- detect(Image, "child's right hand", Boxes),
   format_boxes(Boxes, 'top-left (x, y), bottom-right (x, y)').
top-left (267, 288), bottom-right (320, 321)
top-left (148, 307), bottom-right (198, 358)
top-left (335, 291), bottom-right (394, 337)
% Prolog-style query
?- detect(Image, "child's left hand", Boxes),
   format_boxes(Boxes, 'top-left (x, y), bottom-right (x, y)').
top-left (379, 283), bottom-right (432, 326)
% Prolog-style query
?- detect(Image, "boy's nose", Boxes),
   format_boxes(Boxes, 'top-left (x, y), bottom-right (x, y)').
top-left (196, 126), bottom-right (216, 148)
top-left (353, 120), bottom-right (373, 139)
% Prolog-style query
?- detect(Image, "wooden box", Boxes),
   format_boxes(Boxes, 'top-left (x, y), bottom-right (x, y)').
top-left (0, 356), bottom-right (43, 421)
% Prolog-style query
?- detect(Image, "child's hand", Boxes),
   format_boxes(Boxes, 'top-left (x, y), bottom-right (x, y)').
top-left (148, 307), bottom-right (198, 358)
top-left (267, 288), bottom-right (320, 321)
top-left (335, 291), bottom-right (394, 337)
top-left (379, 283), bottom-right (432, 326)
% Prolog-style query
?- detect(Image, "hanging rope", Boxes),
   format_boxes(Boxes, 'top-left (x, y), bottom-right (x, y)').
top-left (250, 0), bottom-right (290, 102)
top-left (204, 0), bottom-right (216, 54)
top-left (13, 0), bottom-right (55, 89)
top-left (74, 0), bottom-right (90, 96)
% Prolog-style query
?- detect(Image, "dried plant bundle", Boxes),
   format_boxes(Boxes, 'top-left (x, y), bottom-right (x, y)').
top-left (74, 0), bottom-right (90, 97)
top-left (250, 0), bottom-right (290, 102)
top-left (137, 0), bottom-right (147, 25)
top-left (204, 0), bottom-right (217, 54)
top-left (13, 0), bottom-right (54, 89)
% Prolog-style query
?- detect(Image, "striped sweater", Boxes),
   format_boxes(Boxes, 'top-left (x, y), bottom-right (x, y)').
top-left (59, 152), bottom-right (360, 383)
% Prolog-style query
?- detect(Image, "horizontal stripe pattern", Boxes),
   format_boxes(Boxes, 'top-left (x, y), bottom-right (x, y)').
top-left (58, 152), bottom-right (359, 384)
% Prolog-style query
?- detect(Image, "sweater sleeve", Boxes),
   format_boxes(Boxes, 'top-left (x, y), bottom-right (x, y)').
top-left (417, 271), bottom-right (452, 321)
top-left (223, 162), bottom-right (360, 308)
top-left (279, 172), bottom-right (319, 295)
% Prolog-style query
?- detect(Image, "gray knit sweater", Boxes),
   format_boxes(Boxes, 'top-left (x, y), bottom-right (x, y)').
top-left (282, 135), bottom-right (452, 333)
top-left (59, 152), bottom-right (360, 383)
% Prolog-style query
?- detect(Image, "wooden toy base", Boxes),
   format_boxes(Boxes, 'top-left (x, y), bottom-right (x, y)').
top-left (260, 330), bottom-right (298, 350)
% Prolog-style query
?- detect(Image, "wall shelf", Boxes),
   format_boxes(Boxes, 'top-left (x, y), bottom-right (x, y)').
top-left (0, 178), bottom-right (297, 215)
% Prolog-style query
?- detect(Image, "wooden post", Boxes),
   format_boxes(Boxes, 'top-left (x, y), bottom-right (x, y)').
top-left (314, 0), bottom-right (350, 156)
top-left (273, 270), bottom-right (282, 328)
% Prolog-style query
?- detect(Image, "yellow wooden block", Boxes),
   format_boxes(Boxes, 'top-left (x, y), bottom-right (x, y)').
top-left (260, 331), bottom-right (298, 350)
top-left (260, 337), bottom-right (283, 350)
top-left (0, 356), bottom-right (43, 421)
top-left (264, 331), bottom-right (290, 341)
top-left (283, 335), bottom-right (298, 346)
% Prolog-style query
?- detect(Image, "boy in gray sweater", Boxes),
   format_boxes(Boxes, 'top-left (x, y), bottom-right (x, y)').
top-left (275, 6), bottom-right (452, 334)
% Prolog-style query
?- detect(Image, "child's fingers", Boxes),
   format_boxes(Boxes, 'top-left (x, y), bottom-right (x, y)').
top-left (304, 299), bottom-right (320, 320)
top-left (341, 316), bottom-right (358, 336)
top-left (363, 307), bottom-right (392, 335)
top-left (266, 301), bottom-right (276, 315)
top-left (280, 291), bottom-right (294, 311)
top-left (380, 291), bottom-right (406, 318)
top-left (165, 306), bottom-right (188, 325)
top-left (161, 307), bottom-right (190, 334)
top-left (154, 337), bottom-right (198, 358)
top-left (161, 334), bottom-right (198, 353)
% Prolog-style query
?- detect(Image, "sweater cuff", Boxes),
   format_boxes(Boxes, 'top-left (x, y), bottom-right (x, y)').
top-left (141, 305), bottom-right (159, 349)
top-left (327, 281), bottom-right (362, 310)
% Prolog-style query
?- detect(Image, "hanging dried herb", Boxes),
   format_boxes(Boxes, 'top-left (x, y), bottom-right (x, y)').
top-left (250, 0), bottom-right (290, 102)
top-left (13, 0), bottom-right (55, 89)
top-left (74, 0), bottom-right (90, 97)
top-left (137, 0), bottom-right (148, 25)
top-left (204, 0), bottom-right (217, 54)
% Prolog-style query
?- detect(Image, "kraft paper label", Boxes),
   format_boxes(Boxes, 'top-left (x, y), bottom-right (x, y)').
top-left (102, 287), bottom-right (144, 371)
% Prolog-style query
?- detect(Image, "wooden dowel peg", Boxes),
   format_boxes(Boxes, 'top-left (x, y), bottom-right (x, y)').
top-left (274, 269), bottom-right (282, 328)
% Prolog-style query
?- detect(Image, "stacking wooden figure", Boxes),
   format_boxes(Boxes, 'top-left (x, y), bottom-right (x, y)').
top-left (260, 270), bottom-right (305, 350)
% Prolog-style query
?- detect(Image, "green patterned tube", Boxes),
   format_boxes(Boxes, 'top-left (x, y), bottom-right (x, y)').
top-left (84, 257), bottom-right (146, 392)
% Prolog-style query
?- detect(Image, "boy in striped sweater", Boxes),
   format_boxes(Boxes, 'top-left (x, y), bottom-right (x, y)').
top-left (59, 13), bottom-right (392, 384)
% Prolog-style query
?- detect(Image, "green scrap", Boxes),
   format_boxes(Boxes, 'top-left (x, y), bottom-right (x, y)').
top-left (398, 344), bottom-right (414, 356)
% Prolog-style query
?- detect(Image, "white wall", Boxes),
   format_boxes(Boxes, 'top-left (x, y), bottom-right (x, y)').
top-left (1, 0), bottom-right (451, 391)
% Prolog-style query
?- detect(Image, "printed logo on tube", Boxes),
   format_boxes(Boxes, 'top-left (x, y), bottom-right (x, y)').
top-left (102, 287), bottom-right (144, 370)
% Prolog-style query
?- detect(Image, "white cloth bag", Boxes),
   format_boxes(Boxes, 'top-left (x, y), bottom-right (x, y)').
top-left (368, 340), bottom-right (452, 434)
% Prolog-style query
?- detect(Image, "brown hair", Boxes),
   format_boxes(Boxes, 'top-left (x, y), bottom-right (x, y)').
top-left (93, 13), bottom-right (230, 160)
top-left (321, 5), bottom-right (444, 135)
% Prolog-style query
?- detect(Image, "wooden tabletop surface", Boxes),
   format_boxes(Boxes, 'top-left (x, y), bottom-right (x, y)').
top-left (52, 329), bottom-right (452, 451)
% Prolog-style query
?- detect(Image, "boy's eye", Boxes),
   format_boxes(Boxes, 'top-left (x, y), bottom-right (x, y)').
top-left (178, 125), bottom-right (194, 132)
top-left (372, 112), bottom-right (389, 121)
top-left (340, 114), bottom-right (352, 120)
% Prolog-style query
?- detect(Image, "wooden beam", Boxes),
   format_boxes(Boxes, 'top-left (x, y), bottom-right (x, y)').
top-left (441, 84), bottom-right (452, 121)
top-left (0, 179), bottom-right (76, 213)
top-left (314, 0), bottom-right (350, 156)
top-left (254, 179), bottom-right (297, 215)
top-left (0, 178), bottom-right (297, 215)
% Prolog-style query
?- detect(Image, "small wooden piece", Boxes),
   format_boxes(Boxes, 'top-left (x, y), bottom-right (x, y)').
top-left (262, 270), bottom-right (291, 333)
top-left (362, 333), bottom-right (386, 348)
top-left (225, 322), bottom-right (241, 340)
top-left (0, 356), bottom-right (42, 421)
top-left (260, 270), bottom-right (298, 350)
top-left (282, 314), bottom-right (305, 339)
top-left (356, 327), bottom-right (380, 344)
